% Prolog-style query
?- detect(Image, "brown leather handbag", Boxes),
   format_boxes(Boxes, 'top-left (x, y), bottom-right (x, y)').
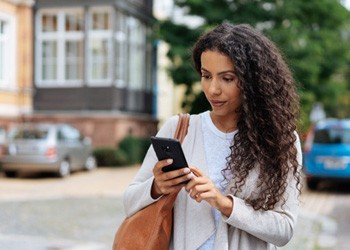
top-left (113, 113), bottom-right (190, 250)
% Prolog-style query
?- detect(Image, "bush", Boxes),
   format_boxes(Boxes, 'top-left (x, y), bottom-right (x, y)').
top-left (93, 147), bottom-right (129, 167)
top-left (118, 135), bottom-right (151, 164)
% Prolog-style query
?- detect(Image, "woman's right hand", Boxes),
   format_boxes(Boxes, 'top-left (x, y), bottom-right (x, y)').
top-left (151, 159), bottom-right (194, 199)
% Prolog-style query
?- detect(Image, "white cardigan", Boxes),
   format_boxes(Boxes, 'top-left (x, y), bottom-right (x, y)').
top-left (123, 114), bottom-right (302, 250)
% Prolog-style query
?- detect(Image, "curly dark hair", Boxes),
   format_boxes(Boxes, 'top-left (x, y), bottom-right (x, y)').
top-left (192, 23), bottom-right (301, 211)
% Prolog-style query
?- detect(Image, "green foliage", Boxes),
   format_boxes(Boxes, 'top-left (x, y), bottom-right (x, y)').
top-left (93, 136), bottom-right (151, 167)
top-left (118, 136), bottom-right (151, 165)
top-left (93, 147), bottom-right (129, 167)
top-left (158, 0), bottom-right (350, 132)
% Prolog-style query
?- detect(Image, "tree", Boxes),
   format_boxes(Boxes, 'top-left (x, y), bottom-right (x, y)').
top-left (158, 0), bottom-right (350, 131)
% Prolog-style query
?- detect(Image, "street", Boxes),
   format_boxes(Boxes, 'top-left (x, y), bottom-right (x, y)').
top-left (300, 181), bottom-right (350, 250)
top-left (0, 167), bottom-right (350, 250)
top-left (0, 166), bottom-right (139, 250)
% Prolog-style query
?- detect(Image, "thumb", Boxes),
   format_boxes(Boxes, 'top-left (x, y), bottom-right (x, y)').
top-left (189, 166), bottom-right (204, 177)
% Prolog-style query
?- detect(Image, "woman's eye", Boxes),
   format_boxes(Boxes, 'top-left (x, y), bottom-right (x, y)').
top-left (201, 75), bottom-right (211, 79)
top-left (223, 77), bottom-right (234, 82)
top-left (223, 74), bottom-right (237, 82)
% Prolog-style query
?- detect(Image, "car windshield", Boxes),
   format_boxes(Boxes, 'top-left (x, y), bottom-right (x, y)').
top-left (9, 127), bottom-right (49, 140)
top-left (314, 128), bottom-right (350, 144)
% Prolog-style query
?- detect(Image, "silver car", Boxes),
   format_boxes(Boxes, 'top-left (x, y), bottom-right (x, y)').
top-left (1, 123), bottom-right (96, 178)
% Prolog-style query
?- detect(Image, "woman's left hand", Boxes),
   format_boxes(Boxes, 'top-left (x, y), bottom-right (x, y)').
top-left (186, 167), bottom-right (234, 217)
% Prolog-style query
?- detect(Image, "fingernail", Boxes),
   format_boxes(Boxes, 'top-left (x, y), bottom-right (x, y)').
top-left (167, 159), bottom-right (173, 164)
top-left (184, 168), bottom-right (190, 174)
top-left (187, 173), bottom-right (194, 179)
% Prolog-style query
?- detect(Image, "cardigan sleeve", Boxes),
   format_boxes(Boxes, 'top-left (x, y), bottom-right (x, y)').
top-left (222, 133), bottom-right (303, 247)
top-left (123, 115), bottom-right (179, 217)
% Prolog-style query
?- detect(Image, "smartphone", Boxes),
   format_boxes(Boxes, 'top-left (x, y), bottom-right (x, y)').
top-left (150, 136), bottom-right (189, 172)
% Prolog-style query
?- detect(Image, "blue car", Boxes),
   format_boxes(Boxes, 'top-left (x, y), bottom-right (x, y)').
top-left (303, 118), bottom-right (350, 190)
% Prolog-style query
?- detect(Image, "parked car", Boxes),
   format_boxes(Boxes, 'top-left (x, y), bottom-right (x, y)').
top-left (303, 118), bottom-right (350, 190)
top-left (0, 123), bottom-right (96, 178)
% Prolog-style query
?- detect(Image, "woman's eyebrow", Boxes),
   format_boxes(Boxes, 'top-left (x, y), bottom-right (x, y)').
top-left (218, 70), bottom-right (235, 75)
top-left (201, 68), bottom-right (235, 75)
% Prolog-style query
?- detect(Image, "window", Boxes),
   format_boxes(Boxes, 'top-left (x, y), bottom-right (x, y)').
top-left (36, 9), bottom-right (84, 87)
top-left (59, 125), bottom-right (80, 141)
top-left (145, 27), bottom-right (153, 92)
top-left (0, 20), bottom-right (8, 85)
top-left (87, 7), bottom-right (113, 85)
top-left (114, 10), bottom-right (127, 87)
top-left (35, 6), bottom-right (153, 98)
top-left (127, 16), bottom-right (146, 90)
top-left (314, 128), bottom-right (350, 144)
top-left (42, 41), bottom-right (57, 80)
top-left (0, 13), bottom-right (16, 90)
top-left (11, 128), bottom-right (49, 140)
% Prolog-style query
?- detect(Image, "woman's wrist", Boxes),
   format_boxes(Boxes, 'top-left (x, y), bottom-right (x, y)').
top-left (218, 195), bottom-right (234, 217)
top-left (151, 180), bottom-right (163, 199)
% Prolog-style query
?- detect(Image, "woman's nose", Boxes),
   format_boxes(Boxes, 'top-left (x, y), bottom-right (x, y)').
top-left (208, 78), bottom-right (221, 95)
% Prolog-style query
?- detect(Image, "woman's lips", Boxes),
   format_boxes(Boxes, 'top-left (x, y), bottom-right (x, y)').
top-left (210, 100), bottom-right (225, 107)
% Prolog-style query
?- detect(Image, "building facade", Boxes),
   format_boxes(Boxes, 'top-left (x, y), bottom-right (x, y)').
top-left (0, 0), bottom-right (34, 129)
top-left (29, 0), bottom-right (157, 146)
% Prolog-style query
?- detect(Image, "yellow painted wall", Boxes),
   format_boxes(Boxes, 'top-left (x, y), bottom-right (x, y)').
top-left (16, 4), bottom-right (33, 111)
top-left (0, 1), bottom-right (33, 118)
top-left (0, 92), bottom-right (31, 106)
top-left (0, 1), bottom-right (16, 14)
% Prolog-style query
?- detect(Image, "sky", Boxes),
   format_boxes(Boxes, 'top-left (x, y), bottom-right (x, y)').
top-left (344, 0), bottom-right (350, 9)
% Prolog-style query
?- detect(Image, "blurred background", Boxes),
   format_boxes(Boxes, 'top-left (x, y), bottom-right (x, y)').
top-left (1, 0), bottom-right (350, 249)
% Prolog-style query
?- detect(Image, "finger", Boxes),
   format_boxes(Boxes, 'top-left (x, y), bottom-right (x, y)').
top-left (163, 171), bottom-right (194, 188)
top-left (189, 166), bottom-right (204, 177)
top-left (173, 172), bottom-right (195, 185)
top-left (154, 159), bottom-right (173, 173)
top-left (153, 159), bottom-right (173, 178)
top-left (185, 176), bottom-right (207, 191)
top-left (188, 183), bottom-right (210, 199)
top-left (163, 167), bottom-right (192, 181)
top-left (192, 191), bottom-right (204, 203)
top-left (158, 176), bottom-right (189, 195)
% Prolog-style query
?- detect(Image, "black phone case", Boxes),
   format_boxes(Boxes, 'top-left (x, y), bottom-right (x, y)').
top-left (150, 136), bottom-right (189, 172)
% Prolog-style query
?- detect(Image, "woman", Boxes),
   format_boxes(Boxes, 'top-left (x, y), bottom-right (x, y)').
top-left (123, 23), bottom-right (302, 249)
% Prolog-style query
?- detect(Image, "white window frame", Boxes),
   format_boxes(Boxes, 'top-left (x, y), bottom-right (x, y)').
top-left (114, 10), bottom-right (127, 88)
top-left (0, 12), bottom-right (16, 91)
top-left (87, 6), bottom-right (113, 87)
top-left (127, 16), bottom-right (146, 91)
top-left (35, 8), bottom-right (84, 88)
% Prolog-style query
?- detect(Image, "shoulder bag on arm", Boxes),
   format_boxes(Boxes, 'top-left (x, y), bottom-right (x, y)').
top-left (112, 113), bottom-right (190, 250)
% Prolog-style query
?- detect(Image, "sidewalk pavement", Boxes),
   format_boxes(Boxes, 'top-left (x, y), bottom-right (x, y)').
top-left (281, 211), bottom-right (337, 250)
top-left (0, 166), bottom-right (337, 250)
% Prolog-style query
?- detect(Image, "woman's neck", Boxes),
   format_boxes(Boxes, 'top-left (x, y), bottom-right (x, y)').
top-left (209, 112), bottom-right (238, 133)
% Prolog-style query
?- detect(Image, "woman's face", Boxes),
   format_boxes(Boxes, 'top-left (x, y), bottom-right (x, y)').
top-left (200, 50), bottom-right (242, 122)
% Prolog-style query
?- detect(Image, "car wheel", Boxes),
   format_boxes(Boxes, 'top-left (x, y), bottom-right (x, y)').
top-left (4, 170), bottom-right (17, 178)
top-left (84, 155), bottom-right (97, 171)
top-left (58, 159), bottom-right (71, 178)
top-left (306, 178), bottom-right (319, 190)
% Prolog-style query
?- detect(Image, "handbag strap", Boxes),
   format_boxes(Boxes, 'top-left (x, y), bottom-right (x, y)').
top-left (174, 113), bottom-right (190, 144)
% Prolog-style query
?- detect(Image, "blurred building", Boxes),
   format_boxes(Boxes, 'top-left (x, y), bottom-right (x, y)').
top-left (155, 40), bottom-right (186, 127)
top-left (0, 0), bottom-right (158, 147)
top-left (153, 0), bottom-right (189, 128)
top-left (0, 0), bottom-right (34, 129)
